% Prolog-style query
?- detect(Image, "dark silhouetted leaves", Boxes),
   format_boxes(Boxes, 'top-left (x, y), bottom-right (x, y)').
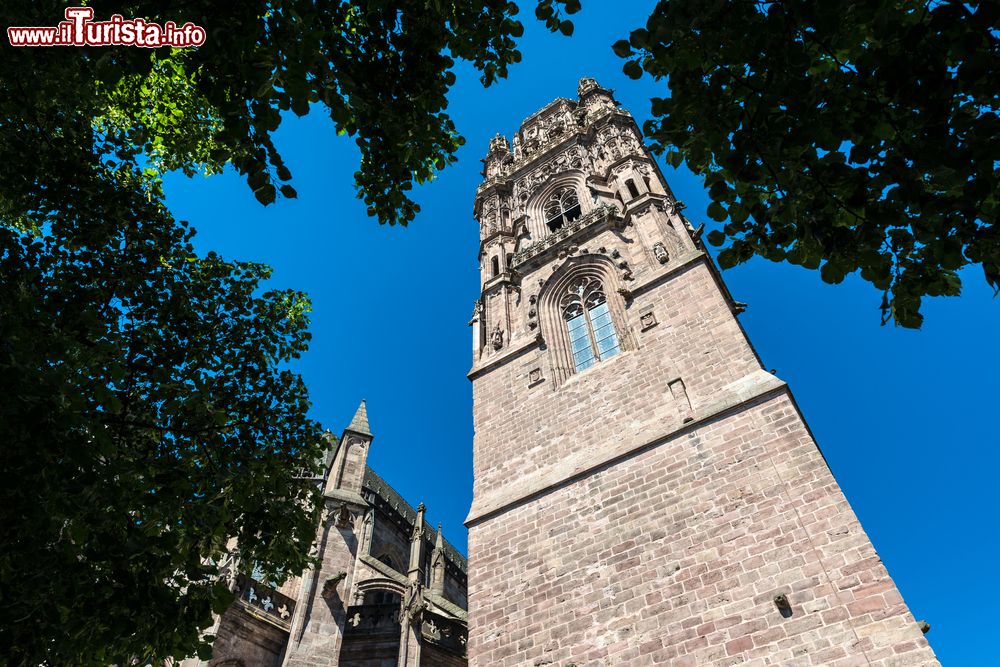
top-left (615, 0), bottom-right (1000, 327)
top-left (0, 0), bottom-right (573, 663)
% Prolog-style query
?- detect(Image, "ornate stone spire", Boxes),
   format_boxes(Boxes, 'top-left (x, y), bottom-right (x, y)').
top-left (408, 502), bottom-right (427, 583)
top-left (488, 132), bottom-right (510, 155)
top-left (345, 399), bottom-right (372, 437)
top-left (431, 524), bottom-right (446, 596)
top-left (434, 523), bottom-right (444, 552)
top-left (577, 76), bottom-right (601, 97)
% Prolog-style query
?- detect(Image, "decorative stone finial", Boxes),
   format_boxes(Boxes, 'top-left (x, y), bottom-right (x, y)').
top-left (488, 133), bottom-right (510, 155)
top-left (578, 77), bottom-right (601, 97)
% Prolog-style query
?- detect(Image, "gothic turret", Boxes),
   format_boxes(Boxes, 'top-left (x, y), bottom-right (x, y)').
top-left (325, 400), bottom-right (373, 497)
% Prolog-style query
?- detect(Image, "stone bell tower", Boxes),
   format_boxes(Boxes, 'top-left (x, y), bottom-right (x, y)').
top-left (465, 78), bottom-right (938, 666)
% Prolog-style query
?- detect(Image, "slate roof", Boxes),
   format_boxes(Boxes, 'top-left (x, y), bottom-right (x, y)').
top-left (362, 467), bottom-right (468, 575)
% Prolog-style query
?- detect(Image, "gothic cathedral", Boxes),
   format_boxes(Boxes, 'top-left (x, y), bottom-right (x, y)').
top-left (465, 78), bottom-right (938, 666)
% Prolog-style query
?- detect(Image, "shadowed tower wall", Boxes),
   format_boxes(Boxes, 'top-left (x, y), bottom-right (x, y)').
top-left (465, 78), bottom-right (938, 666)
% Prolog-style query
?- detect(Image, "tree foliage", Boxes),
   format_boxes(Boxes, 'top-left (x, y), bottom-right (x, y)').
top-left (0, 174), bottom-right (324, 666)
top-left (615, 0), bottom-right (1000, 327)
top-left (0, 0), bottom-right (578, 663)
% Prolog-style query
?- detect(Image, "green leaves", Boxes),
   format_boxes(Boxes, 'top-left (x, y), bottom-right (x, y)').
top-left (616, 0), bottom-right (1000, 327)
top-left (612, 39), bottom-right (632, 57)
top-left (706, 230), bottom-right (727, 246)
top-left (536, 0), bottom-right (577, 36)
top-left (706, 201), bottom-right (728, 222)
top-left (0, 169), bottom-right (327, 663)
top-left (0, 2), bottom-right (590, 660)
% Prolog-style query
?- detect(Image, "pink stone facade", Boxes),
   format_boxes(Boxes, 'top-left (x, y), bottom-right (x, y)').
top-left (466, 79), bottom-right (937, 666)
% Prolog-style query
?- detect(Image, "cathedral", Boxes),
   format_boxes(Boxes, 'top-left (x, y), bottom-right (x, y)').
top-left (183, 400), bottom-right (470, 667)
top-left (193, 79), bottom-right (938, 666)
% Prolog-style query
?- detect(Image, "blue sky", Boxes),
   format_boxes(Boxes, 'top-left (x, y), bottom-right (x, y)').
top-left (164, 3), bottom-right (1000, 663)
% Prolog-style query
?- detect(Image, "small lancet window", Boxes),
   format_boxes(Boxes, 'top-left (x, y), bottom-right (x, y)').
top-left (625, 179), bottom-right (640, 199)
top-left (561, 276), bottom-right (621, 373)
top-left (491, 256), bottom-right (500, 277)
top-left (543, 188), bottom-right (582, 232)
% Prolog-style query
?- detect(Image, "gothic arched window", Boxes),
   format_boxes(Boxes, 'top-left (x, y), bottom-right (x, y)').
top-left (560, 276), bottom-right (621, 372)
top-left (543, 188), bottom-right (582, 232)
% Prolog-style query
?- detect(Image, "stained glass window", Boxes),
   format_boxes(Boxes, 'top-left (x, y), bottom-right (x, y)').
top-left (560, 276), bottom-right (620, 373)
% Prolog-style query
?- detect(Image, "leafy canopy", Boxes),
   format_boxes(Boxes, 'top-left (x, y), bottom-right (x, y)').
top-left (614, 0), bottom-right (1000, 327)
top-left (0, 0), bottom-right (578, 664)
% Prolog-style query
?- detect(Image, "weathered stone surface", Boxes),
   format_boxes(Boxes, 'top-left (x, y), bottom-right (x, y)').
top-left (466, 78), bottom-right (938, 667)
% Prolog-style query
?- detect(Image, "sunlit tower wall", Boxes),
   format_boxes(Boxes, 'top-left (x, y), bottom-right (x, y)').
top-left (465, 78), bottom-right (938, 666)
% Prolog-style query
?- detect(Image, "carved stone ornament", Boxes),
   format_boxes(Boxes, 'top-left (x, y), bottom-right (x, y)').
top-left (217, 550), bottom-right (241, 591)
top-left (528, 368), bottom-right (543, 385)
top-left (653, 242), bottom-right (669, 265)
top-left (400, 581), bottom-right (426, 624)
top-left (469, 299), bottom-right (483, 326)
top-left (578, 77), bottom-right (600, 96)
top-left (331, 503), bottom-right (355, 530)
top-left (617, 256), bottom-right (634, 282)
top-left (640, 311), bottom-right (658, 331)
top-left (491, 324), bottom-right (505, 350)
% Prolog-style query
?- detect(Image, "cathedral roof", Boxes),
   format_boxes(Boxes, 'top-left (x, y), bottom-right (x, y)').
top-left (362, 466), bottom-right (468, 575)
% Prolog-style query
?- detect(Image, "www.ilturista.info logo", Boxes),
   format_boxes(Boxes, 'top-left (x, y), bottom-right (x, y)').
top-left (8, 7), bottom-right (206, 48)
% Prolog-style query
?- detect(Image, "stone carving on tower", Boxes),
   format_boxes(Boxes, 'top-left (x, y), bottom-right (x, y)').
top-left (470, 76), bottom-right (701, 383)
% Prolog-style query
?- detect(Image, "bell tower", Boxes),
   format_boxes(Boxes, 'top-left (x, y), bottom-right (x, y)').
top-left (466, 79), bottom-right (938, 666)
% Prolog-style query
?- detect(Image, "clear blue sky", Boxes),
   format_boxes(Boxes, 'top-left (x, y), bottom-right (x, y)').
top-left (164, 3), bottom-right (999, 663)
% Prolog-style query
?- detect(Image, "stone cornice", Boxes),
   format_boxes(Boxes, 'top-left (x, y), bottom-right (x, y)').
top-left (465, 370), bottom-right (788, 526)
top-left (510, 204), bottom-right (620, 270)
top-left (324, 488), bottom-right (369, 508)
top-left (481, 271), bottom-right (520, 294)
top-left (467, 332), bottom-right (541, 381)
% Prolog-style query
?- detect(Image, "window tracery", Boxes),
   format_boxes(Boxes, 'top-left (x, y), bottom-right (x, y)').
top-left (542, 187), bottom-right (582, 232)
top-left (560, 276), bottom-right (621, 372)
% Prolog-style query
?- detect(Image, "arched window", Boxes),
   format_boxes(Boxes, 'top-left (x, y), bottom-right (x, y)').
top-left (542, 188), bottom-right (582, 232)
top-left (625, 179), bottom-right (640, 199)
top-left (491, 256), bottom-right (500, 277)
top-left (560, 276), bottom-right (621, 372)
